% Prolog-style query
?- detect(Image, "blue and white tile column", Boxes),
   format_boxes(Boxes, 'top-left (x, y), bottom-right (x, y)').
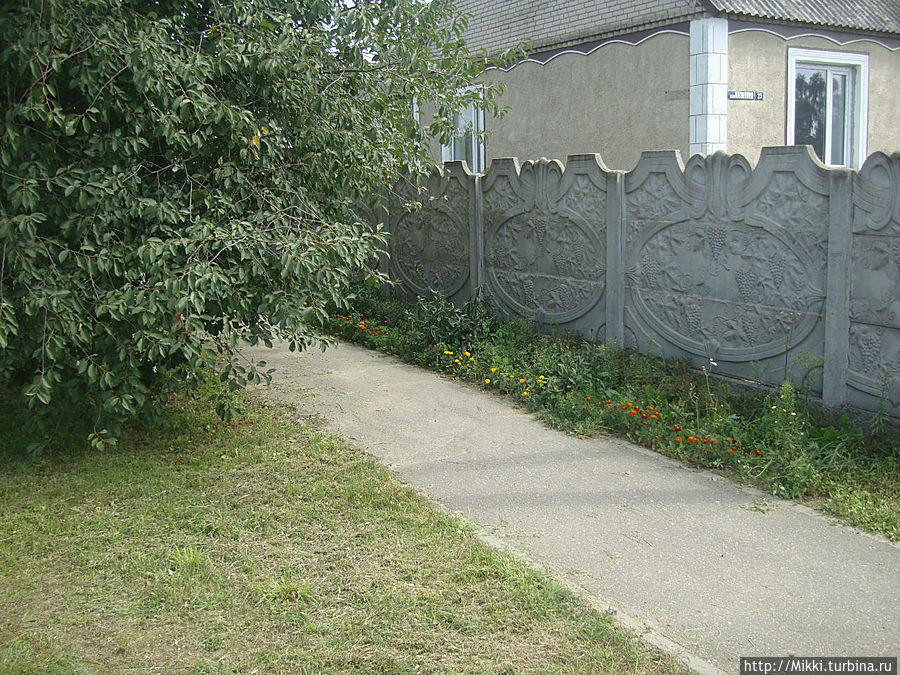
top-left (690, 17), bottom-right (729, 156)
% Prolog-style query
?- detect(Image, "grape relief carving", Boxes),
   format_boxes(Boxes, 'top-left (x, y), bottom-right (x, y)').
top-left (392, 177), bottom-right (470, 297)
top-left (630, 216), bottom-right (823, 359)
top-left (754, 172), bottom-right (829, 229)
top-left (847, 324), bottom-right (900, 407)
top-left (559, 174), bottom-right (605, 221)
top-left (484, 160), bottom-right (606, 323)
top-left (752, 171), bottom-right (830, 270)
top-left (626, 172), bottom-right (685, 248)
top-left (483, 174), bottom-right (518, 223)
top-left (850, 236), bottom-right (900, 328)
top-left (627, 158), bottom-right (826, 361)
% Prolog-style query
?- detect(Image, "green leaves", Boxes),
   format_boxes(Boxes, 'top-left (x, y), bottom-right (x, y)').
top-left (1, 0), bottom-right (503, 450)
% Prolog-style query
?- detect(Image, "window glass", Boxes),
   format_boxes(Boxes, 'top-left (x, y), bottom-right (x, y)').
top-left (794, 66), bottom-right (826, 161)
top-left (830, 71), bottom-right (847, 167)
top-left (441, 87), bottom-right (483, 172)
top-left (452, 105), bottom-right (476, 170)
top-left (787, 49), bottom-right (866, 168)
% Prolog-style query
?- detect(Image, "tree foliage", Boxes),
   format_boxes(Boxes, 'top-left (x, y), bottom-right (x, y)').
top-left (0, 0), bottom-right (508, 448)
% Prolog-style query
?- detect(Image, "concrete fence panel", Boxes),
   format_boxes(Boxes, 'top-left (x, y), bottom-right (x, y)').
top-left (622, 147), bottom-right (832, 394)
top-left (384, 148), bottom-right (900, 422)
top-left (482, 155), bottom-right (610, 337)
top-left (848, 152), bottom-right (900, 414)
top-left (387, 161), bottom-right (478, 305)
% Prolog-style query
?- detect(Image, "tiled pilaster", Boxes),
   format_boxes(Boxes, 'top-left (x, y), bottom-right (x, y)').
top-left (689, 17), bottom-right (728, 156)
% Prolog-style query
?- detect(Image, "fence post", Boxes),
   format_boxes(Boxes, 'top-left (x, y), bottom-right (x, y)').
top-left (471, 172), bottom-right (484, 295)
top-left (822, 170), bottom-right (853, 408)
top-left (606, 171), bottom-right (625, 344)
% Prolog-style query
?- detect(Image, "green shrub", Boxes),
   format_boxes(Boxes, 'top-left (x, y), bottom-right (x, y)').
top-left (0, 0), bottom-right (509, 450)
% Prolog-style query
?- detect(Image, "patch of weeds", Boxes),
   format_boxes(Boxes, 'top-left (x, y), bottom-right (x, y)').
top-left (169, 545), bottom-right (212, 578)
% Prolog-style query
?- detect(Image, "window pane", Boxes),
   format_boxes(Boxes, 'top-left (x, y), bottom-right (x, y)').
top-left (830, 72), bottom-right (847, 166)
top-left (452, 132), bottom-right (473, 168)
top-left (452, 106), bottom-right (475, 167)
top-left (794, 66), bottom-right (826, 161)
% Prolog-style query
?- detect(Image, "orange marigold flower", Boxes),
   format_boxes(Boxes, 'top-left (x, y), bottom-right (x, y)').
top-left (519, 378), bottom-right (526, 384)
top-left (629, 409), bottom-right (638, 416)
top-left (641, 412), bottom-right (648, 419)
top-left (730, 445), bottom-right (738, 451)
top-left (643, 421), bottom-right (650, 426)
top-left (674, 425), bottom-right (682, 432)
top-left (675, 436), bottom-right (683, 442)
top-left (586, 396), bottom-right (592, 401)
top-left (754, 449), bottom-right (762, 456)
top-left (727, 437), bottom-right (734, 442)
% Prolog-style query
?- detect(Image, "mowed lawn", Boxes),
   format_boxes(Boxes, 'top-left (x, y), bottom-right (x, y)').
top-left (0, 382), bottom-right (686, 673)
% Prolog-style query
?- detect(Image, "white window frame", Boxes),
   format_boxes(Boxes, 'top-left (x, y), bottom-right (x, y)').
top-left (786, 48), bottom-right (868, 169)
top-left (441, 85), bottom-right (485, 173)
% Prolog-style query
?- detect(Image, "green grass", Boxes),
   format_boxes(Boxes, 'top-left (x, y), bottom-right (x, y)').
top-left (0, 378), bottom-right (685, 674)
top-left (328, 287), bottom-right (900, 541)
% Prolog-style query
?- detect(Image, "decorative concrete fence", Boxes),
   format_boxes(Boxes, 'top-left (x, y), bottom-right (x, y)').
top-left (383, 147), bottom-right (900, 421)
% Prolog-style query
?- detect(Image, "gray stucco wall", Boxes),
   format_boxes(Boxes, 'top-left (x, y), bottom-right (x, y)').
top-left (385, 148), bottom-right (900, 422)
top-left (420, 31), bottom-right (691, 172)
top-left (727, 30), bottom-right (900, 166)
top-left (483, 32), bottom-right (690, 171)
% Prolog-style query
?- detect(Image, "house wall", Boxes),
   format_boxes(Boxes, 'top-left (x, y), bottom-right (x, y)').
top-left (422, 23), bottom-right (898, 172)
top-left (480, 32), bottom-right (690, 171)
top-left (727, 30), bottom-right (900, 165)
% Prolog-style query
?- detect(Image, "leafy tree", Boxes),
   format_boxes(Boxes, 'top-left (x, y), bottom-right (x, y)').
top-left (0, 0), bottom-right (508, 449)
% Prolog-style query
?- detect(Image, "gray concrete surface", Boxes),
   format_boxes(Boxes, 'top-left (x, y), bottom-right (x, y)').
top-left (247, 341), bottom-right (899, 674)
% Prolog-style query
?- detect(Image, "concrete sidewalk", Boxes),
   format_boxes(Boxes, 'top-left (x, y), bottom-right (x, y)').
top-left (248, 341), bottom-right (898, 674)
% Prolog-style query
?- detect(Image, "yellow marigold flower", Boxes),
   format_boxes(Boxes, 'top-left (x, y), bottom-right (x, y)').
top-left (464, 351), bottom-right (470, 357)
top-left (523, 391), bottom-right (529, 396)
top-left (485, 378), bottom-right (491, 384)
top-left (519, 378), bottom-right (526, 384)
top-left (538, 375), bottom-right (544, 380)
top-left (491, 367), bottom-right (498, 373)
top-left (444, 350), bottom-right (453, 355)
